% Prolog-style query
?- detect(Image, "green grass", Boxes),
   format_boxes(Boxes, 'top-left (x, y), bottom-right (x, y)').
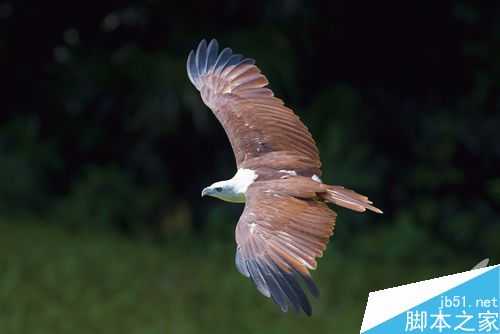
top-left (0, 220), bottom-right (475, 334)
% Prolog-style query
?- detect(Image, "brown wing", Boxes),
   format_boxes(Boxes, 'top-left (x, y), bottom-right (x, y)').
top-left (234, 179), bottom-right (337, 315)
top-left (187, 39), bottom-right (320, 173)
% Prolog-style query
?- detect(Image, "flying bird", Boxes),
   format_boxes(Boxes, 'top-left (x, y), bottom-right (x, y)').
top-left (187, 39), bottom-right (381, 316)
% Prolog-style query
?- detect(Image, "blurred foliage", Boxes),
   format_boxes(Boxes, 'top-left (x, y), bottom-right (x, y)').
top-left (0, 117), bottom-right (61, 215)
top-left (51, 165), bottom-right (165, 234)
top-left (0, 0), bottom-right (500, 332)
top-left (0, 220), bottom-right (481, 334)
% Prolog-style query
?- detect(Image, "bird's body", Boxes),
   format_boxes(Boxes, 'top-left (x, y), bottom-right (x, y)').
top-left (202, 167), bottom-right (324, 203)
top-left (188, 39), bottom-right (381, 315)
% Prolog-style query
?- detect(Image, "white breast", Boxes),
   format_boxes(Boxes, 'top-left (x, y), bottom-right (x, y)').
top-left (231, 168), bottom-right (258, 194)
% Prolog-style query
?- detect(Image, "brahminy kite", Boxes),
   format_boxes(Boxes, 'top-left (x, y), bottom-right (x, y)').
top-left (187, 39), bottom-right (382, 315)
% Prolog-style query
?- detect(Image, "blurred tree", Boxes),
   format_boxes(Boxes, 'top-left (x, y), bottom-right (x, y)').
top-left (0, 0), bottom-right (498, 259)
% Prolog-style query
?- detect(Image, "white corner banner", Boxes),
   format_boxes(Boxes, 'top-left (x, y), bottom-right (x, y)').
top-left (361, 264), bottom-right (500, 333)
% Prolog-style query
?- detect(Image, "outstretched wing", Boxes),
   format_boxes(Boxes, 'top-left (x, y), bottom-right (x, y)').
top-left (187, 39), bottom-right (320, 173)
top-left (234, 179), bottom-right (337, 315)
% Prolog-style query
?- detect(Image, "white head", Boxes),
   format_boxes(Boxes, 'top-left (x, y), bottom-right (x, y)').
top-left (201, 168), bottom-right (257, 203)
top-left (201, 180), bottom-right (245, 203)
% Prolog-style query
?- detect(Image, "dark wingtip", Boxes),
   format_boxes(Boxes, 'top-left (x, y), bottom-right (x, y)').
top-left (290, 268), bottom-right (320, 298)
top-left (187, 38), bottom-right (214, 89)
top-left (195, 39), bottom-right (208, 74)
top-left (186, 49), bottom-right (197, 87)
top-left (206, 39), bottom-right (219, 72)
top-left (259, 260), bottom-right (316, 316)
top-left (276, 266), bottom-right (313, 315)
top-left (186, 38), bottom-right (256, 91)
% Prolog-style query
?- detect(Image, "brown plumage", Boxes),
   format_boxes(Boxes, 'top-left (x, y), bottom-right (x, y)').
top-left (187, 39), bottom-right (320, 171)
top-left (188, 39), bottom-right (381, 315)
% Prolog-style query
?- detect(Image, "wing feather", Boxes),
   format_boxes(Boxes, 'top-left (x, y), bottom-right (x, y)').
top-left (213, 48), bottom-right (233, 72)
top-left (196, 39), bottom-right (208, 74)
top-left (205, 39), bottom-right (219, 72)
top-left (187, 39), bottom-right (320, 173)
top-left (234, 179), bottom-right (336, 315)
top-left (186, 50), bottom-right (198, 87)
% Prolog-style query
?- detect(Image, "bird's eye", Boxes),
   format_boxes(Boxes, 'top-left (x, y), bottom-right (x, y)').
top-left (215, 187), bottom-right (223, 192)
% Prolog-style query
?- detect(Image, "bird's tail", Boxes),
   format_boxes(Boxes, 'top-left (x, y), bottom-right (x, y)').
top-left (320, 185), bottom-right (383, 214)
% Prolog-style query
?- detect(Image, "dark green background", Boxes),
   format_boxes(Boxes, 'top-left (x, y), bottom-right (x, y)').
top-left (1, 1), bottom-right (499, 333)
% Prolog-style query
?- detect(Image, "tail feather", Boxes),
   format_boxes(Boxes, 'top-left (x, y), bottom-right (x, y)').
top-left (321, 186), bottom-right (382, 214)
